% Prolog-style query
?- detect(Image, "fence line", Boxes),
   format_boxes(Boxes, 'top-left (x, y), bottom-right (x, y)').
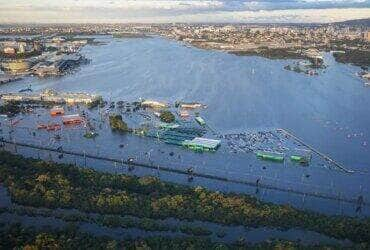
top-left (277, 128), bottom-right (354, 173)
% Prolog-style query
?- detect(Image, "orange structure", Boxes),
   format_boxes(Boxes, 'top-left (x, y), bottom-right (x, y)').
top-left (62, 114), bottom-right (84, 125)
top-left (179, 111), bottom-right (190, 119)
top-left (50, 106), bottom-right (65, 116)
top-left (46, 123), bottom-right (61, 131)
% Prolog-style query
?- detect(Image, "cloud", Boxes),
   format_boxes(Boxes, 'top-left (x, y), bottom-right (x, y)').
top-left (3, 0), bottom-right (370, 10)
top-left (0, 0), bottom-right (369, 23)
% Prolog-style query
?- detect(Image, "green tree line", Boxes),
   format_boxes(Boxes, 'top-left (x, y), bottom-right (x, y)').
top-left (0, 151), bottom-right (369, 244)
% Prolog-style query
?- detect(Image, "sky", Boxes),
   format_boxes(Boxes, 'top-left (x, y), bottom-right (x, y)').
top-left (0, 0), bottom-right (369, 23)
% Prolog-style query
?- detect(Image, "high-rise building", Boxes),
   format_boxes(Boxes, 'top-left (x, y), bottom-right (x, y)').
top-left (3, 47), bottom-right (16, 54)
top-left (364, 31), bottom-right (370, 42)
top-left (18, 42), bottom-right (26, 53)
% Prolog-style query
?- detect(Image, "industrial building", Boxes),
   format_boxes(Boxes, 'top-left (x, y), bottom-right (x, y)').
top-left (62, 114), bottom-right (84, 125)
top-left (182, 137), bottom-right (221, 151)
top-left (178, 102), bottom-right (204, 109)
top-left (179, 111), bottom-right (190, 118)
top-left (141, 100), bottom-right (168, 109)
top-left (156, 122), bottom-right (180, 130)
top-left (1, 60), bottom-right (31, 74)
top-left (32, 53), bottom-right (86, 77)
top-left (3, 47), bottom-right (16, 54)
top-left (1, 89), bottom-right (101, 105)
top-left (195, 116), bottom-right (206, 126)
top-left (0, 40), bottom-right (41, 55)
top-left (50, 106), bottom-right (65, 116)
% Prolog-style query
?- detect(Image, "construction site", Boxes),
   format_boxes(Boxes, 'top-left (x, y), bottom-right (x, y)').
top-left (0, 94), bottom-right (369, 216)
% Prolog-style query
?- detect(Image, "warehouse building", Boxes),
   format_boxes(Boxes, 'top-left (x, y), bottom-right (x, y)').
top-left (182, 137), bottom-right (221, 151)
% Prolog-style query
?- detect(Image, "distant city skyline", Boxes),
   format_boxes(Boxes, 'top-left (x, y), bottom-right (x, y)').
top-left (0, 0), bottom-right (370, 23)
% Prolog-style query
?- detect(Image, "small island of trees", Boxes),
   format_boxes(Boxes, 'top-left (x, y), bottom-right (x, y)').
top-left (109, 114), bottom-right (130, 132)
top-left (160, 110), bottom-right (175, 123)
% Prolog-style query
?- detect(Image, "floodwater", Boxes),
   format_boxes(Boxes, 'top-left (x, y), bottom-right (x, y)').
top-left (0, 185), bottom-right (11, 208)
top-left (0, 35), bottom-right (370, 216)
top-left (0, 211), bottom-right (351, 246)
top-left (1, 36), bottom-right (369, 168)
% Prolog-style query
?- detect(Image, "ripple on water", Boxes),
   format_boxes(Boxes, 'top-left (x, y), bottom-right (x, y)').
top-left (0, 185), bottom-right (11, 208)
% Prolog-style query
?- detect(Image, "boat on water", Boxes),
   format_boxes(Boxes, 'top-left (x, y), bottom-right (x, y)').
top-left (18, 84), bottom-right (33, 93)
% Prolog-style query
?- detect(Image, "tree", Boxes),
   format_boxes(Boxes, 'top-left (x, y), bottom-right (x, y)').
top-left (0, 102), bottom-right (21, 117)
top-left (109, 115), bottom-right (130, 132)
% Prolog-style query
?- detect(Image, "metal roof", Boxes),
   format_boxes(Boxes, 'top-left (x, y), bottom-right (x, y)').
top-left (184, 137), bottom-right (220, 148)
